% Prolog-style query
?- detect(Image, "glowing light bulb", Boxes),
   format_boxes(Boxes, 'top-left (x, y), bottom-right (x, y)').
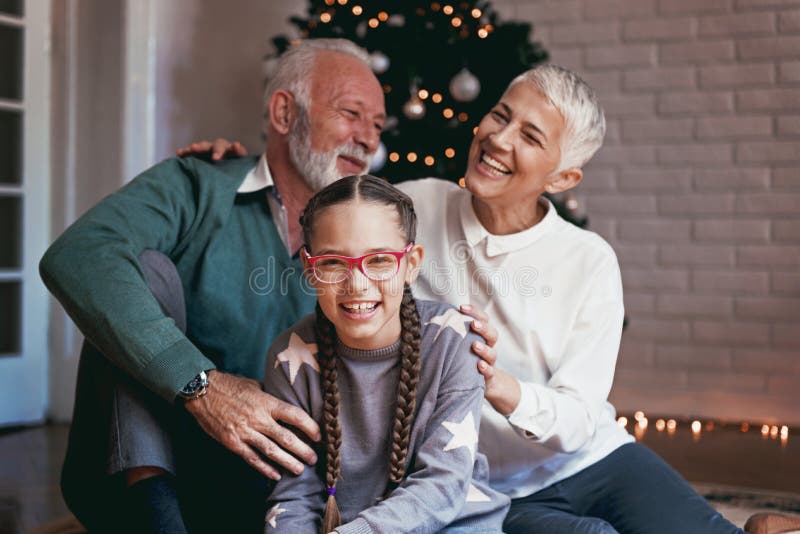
top-left (655, 419), bottom-right (666, 432)
top-left (320, 12), bottom-right (332, 23)
top-left (691, 420), bottom-right (701, 434)
top-left (457, 112), bottom-right (468, 122)
top-left (638, 417), bottom-right (649, 429)
top-left (634, 411), bottom-right (645, 422)
top-left (352, 5), bottom-right (362, 15)
top-left (418, 89), bottom-right (430, 99)
top-left (741, 423), bottom-right (749, 432)
top-left (431, 93), bottom-right (443, 103)
top-left (424, 156), bottom-right (435, 166)
top-left (368, 18), bottom-right (379, 28)
top-left (771, 425), bottom-right (779, 438)
top-left (451, 17), bottom-right (462, 27)
top-left (445, 148), bottom-right (455, 158)
top-left (761, 424), bottom-right (770, 437)
top-left (378, 11), bottom-right (389, 21)
top-left (617, 416), bottom-right (628, 428)
top-left (471, 8), bottom-right (482, 18)
top-left (443, 5), bottom-right (454, 15)
top-left (478, 28), bottom-right (489, 39)
top-left (407, 152), bottom-right (418, 163)
top-left (389, 152), bottom-right (400, 163)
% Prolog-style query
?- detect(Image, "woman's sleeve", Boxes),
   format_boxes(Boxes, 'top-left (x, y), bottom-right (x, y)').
top-left (505, 253), bottom-right (626, 453)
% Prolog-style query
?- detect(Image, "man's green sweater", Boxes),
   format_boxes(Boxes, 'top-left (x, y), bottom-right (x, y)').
top-left (40, 155), bottom-right (316, 402)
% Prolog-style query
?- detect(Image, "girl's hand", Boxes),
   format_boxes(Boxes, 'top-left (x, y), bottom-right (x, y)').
top-left (176, 138), bottom-right (248, 161)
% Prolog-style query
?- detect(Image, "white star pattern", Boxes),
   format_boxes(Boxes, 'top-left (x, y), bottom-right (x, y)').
top-left (274, 332), bottom-right (319, 385)
top-left (466, 483), bottom-right (492, 503)
top-left (442, 411), bottom-right (479, 462)
top-left (427, 308), bottom-right (471, 341)
top-left (265, 503), bottom-right (287, 528)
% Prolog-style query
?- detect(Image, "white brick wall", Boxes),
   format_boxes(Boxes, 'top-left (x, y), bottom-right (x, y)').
top-left (495, 0), bottom-right (800, 424)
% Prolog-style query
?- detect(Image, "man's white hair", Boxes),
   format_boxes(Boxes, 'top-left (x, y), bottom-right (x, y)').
top-left (262, 38), bottom-right (370, 135)
top-left (509, 64), bottom-right (606, 171)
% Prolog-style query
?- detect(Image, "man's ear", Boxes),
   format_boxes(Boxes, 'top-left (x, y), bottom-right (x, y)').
top-left (545, 168), bottom-right (583, 195)
top-left (268, 89), bottom-right (296, 135)
top-left (404, 244), bottom-right (425, 285)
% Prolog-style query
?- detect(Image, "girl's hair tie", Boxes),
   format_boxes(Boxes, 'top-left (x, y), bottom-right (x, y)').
top-left (326, 486), bottom-right (337, 496)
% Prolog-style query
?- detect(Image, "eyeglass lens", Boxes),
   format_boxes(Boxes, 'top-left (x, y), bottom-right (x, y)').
top-left (315, 253), bottom-right (399, 282)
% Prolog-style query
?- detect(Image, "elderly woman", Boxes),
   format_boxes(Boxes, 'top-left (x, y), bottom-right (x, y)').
top-left (397, 65), bottom-right (742, 534)
top-left (187, 64), bottom-right (741, 533)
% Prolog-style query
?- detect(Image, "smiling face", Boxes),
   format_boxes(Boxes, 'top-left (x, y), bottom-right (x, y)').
top-left (304, 200), bottom-right (423, 350)
top-left (291, 51), bottom-right (385, 191)
top-left (464, 81), bottom-right (568, 212)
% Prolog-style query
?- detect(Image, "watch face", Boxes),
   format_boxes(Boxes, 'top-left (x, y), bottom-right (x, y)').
top-left (181, 371), bottom-right (208, 396)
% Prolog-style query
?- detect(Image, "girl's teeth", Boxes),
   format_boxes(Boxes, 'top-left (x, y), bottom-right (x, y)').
top-left (343, 302), bottom-right (377, 313)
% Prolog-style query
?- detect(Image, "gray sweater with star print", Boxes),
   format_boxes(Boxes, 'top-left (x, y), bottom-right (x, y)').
top-left (263, 299), bottom-right (510, 534)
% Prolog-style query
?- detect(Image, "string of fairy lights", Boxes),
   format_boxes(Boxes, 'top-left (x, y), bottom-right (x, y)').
top-left (316, 0), bottom-right (494, 39)
top-left (618, 411), bottom-right (791, 447)
top-left (305, 0), bottom-right (495, 172)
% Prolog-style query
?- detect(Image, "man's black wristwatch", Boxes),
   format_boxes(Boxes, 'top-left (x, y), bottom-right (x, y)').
top-left (178, 370), bottom-right (210, 401)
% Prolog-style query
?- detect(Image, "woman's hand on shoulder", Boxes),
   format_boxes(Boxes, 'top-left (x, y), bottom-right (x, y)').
top-left (176, 138), bottom-right (248, 161)
top-left (460, 304), bottom-right (498, 350)
top-left (459, 304), bottom-right (520, 415)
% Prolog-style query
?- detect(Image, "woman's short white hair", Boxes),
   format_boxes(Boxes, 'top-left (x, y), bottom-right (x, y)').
top-left (262, 38), bottom-right (370, 135)
top-left (509, 64), bottom-right (606, 171)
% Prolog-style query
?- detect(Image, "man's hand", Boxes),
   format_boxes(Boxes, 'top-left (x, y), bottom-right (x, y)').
top-left (184, 371), bottom-right (321, 480)
top-left (459, 304), bottom-right (520, 415)
top-left (176, 138), bottom-right (248, 161)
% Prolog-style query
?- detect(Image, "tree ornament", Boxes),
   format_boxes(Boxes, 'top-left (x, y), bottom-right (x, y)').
top-left (355, 20), bottom-right (367, 38)
top-left (387, 14), bottom-right (405, 26)
top-left (383, 116), bottom-right (399, 131)
top-left (449, 68), bottom-right (481, 102)
top-left (370, 141), bottom-right (388, 172)
top-left (370, 51), bottom-right (390, 74)
top-left (402, 84), bottom-right (426, 120)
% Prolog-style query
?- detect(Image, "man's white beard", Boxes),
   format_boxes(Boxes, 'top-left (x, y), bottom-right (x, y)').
top-left (288, 107), bottom-right (373, 192)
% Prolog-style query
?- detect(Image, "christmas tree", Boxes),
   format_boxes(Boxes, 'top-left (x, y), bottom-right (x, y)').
top-left (268, 0), bottom-right (587, 227)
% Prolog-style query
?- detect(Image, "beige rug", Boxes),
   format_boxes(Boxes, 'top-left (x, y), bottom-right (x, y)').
top-left (24, 485), bottom-right (800, 534)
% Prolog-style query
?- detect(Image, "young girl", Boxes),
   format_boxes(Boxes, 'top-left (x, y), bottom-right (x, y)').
top-left (262, 175), bottom-right (509, 533)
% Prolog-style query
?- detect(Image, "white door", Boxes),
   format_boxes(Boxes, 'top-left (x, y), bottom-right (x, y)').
top-left (0, 0), bottom-right (51, 425)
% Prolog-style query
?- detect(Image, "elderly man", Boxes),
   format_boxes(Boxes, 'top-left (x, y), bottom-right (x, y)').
top-left (40, 38), bottom-right (385, 533)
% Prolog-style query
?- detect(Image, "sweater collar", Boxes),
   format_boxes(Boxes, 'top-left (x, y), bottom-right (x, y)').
top-left (459, 193), bottom-right (558, 258)
top-left (335, 338), bottom-right (401, 362)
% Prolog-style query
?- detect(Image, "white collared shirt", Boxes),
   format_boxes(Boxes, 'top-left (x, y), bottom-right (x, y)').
top-left (238, 154), bottom-right (290, 253)
top-left (398, 178), bottom-right (633, 499)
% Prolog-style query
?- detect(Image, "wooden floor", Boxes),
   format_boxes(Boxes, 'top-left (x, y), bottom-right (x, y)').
top-left (0, 421), bottom-right (797, 533)
top-left (0, 425), bottom-right (70, 534)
